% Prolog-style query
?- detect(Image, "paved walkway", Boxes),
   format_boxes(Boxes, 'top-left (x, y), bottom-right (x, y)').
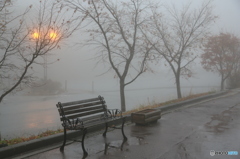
top-left (13, 91), bottom-right (240, 159)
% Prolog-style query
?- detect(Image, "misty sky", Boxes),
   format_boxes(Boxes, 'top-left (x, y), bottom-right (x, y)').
top-left (12, 0), bottom-right (240, 92)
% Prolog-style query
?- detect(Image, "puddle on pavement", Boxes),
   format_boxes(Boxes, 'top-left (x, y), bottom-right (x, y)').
top-left (80, 123), bottom-right (155, 158)
top-left (177, 143), bottom-right (190, 159)
top-left (126, 136), bottom-right (148, 146)
top-left (130, 124), bottom-right (155, 136)
top-left (205, 106), bottom-right (236, 133)
top-left (94, 135), bottom-right (149, 156)
top-left (103, 136), bottom-right (148, 148)
top-left (94, 136), bottom-right (148, 156)
top-left (94, 139), bottom-right (126, 155)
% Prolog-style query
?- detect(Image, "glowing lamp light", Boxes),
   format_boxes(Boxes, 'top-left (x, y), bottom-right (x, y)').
top-left (49, 32), bottom-right (57, 40)
top-left (31, 31), bottom-right (58, 41)
top-left (32, 32), bottom-right (40, 39)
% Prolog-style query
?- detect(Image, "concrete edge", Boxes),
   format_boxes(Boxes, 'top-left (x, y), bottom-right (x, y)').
top-left (0, 90), bottom-right (229, 158)
top-left (158, 91), bottom-right (228, 112)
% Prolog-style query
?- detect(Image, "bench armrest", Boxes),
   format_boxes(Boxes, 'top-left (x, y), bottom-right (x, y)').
top-left (103, 109), bottom-right (122, 119)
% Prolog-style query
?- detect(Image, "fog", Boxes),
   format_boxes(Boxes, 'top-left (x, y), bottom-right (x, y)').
top-left (31, 0), bottom-right (240, 92)
top-left (4, 0), bottom-right (240, 95)
top-left (1, 0), bottom-right (239, 139)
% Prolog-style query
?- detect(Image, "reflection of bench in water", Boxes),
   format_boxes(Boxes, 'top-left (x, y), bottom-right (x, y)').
top-left (56, 95), bottom-right (127, 157)
top-left (104, 139), bottom-right (127, 155)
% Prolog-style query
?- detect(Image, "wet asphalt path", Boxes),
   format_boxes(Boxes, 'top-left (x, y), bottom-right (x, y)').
top-left (20, 91), bottom-right (240, 159)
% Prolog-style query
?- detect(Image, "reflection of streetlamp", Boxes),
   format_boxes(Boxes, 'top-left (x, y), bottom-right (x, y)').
top-left (31, 31), bottom-right (58, 81)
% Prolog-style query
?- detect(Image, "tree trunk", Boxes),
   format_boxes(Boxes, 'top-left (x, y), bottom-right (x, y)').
top-left (120, 79), bottom-right (126, 112)
top-left (176, 73), bottom-right (182, 99)
top-left (0, 95), bottom-right (4, 103)
top-left (221, 76), bottom-right (224, 91)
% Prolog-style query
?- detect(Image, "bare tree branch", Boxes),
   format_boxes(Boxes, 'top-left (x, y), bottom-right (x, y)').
top-left (0, 0), bottom-right (83, 102)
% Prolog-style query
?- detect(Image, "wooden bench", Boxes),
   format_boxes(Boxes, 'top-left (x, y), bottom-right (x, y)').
top-left (56, 95), bottom-right (127, 157)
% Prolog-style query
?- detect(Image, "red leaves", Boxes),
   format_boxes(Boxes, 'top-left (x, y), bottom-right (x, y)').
top-left (201, 32), bottom-right (240, 75)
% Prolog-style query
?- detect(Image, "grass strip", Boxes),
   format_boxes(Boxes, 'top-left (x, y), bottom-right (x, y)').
top-left (0, 129), bottom-right (63, 146)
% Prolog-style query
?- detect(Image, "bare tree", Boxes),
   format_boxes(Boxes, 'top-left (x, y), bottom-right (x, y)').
top-left (0, 0), bottom-right (82, 102)
top-left (0, 0), bottom-right (30, 99)
top-left (201, 32), bottom-right (240, 90)
top-left (147, 1), bottom-right (217, 98)
top-left (64, 0), bottom-right (154, 111)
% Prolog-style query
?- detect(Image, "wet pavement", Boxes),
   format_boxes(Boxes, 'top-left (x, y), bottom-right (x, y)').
top-left (14, 91), bottom-right (240, 159)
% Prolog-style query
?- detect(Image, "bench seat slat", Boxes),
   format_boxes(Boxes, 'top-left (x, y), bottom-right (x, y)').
top-left (83, 119), bottom-right (110, 128)
top-left (64, 120), bottom-right (105, 129)
top-left (60, 97), bottom-right (101, 107)
top-left (81, 114), bottom-right (102, 122)
top-left (62, 114), bottom-right (103, 125)
top-left (64, 116), bottom-right (122, 130)
top-left (83, 116), bottom-right (122, 127)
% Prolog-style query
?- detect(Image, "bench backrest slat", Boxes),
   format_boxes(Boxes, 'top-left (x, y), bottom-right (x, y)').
top-left (60, 97), bottom-right (100, 107)
top-left (62, 101), bottom-right (103, 112)
top-left (61, 105), bottom-right (104, 116)
top-left (57, 96), bottom-right (107, 122)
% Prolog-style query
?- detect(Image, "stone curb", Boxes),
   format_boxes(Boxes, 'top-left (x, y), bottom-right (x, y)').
top-left (0, 90), bottom-right (228, 158)
top-left (158, 91), bottom-right (227, 112)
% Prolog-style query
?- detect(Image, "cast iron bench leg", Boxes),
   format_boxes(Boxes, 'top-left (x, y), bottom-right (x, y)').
top-left (60, 128), bottom-right (67, 152)
top-left (122, 118), bottom-right (127, 140)
top-left (82, 128), bottom-right (88, 157)
top-left (103, 123), bottom-right (108, 137)
top-left (104, 143), bottom-right (110, 154)
top-left (121, 138), bottom-right (127, 151)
